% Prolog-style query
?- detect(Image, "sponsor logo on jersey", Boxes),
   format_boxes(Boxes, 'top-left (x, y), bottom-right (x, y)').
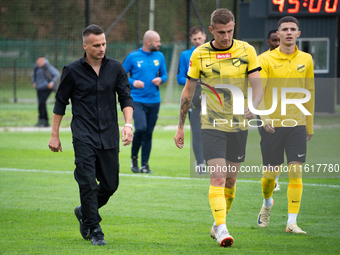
top-left (216, 53), bottom-right (231, 59)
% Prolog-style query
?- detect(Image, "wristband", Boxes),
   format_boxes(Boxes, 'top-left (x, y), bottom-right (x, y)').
top-left (124, 124), bottom-right (133, 130)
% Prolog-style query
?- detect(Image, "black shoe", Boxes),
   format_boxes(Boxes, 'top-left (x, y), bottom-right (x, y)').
top-left (43, 119), bottom-right (50, 127)
top-left (131, 156), bottom-right (139, 173)
top-left (140, 163), bottom-right (152, 174)
top-left (74, 205), bottom-right (91, 240)
top-left (35, 119), bottom-right (49, 127)
top-left (35, 119), bottom-right (44, 127)
top-left (91, 227), bottom-right (106, 245)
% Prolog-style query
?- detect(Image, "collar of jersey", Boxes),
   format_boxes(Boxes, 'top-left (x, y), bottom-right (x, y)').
top-left (276, 45), bottom-right (299, 60)
top-left (139, 47), bottom-right (154, 56)
top-left (210, 39), bottom-right (234, 51)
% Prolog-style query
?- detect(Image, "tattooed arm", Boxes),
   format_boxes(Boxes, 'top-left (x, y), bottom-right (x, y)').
top-left (174, 78), bottom-right (197, 149)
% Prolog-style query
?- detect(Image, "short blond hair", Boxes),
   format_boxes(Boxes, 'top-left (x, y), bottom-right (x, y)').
top-left (211, 8), bottom-right (234, 28)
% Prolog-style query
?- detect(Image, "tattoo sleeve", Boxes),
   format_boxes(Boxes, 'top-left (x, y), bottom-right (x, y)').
top-left (179, 96), bottom-right (191, 128)
top-left (178, 78), bottom-right (198, 128)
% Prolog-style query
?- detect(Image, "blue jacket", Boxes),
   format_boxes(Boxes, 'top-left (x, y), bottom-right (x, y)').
top-left (123, 47), bottom-right (167, 104)
top-left (177, 46), bottom-right (195, 85)
top-left (31, 59), bottom-right (60, 90)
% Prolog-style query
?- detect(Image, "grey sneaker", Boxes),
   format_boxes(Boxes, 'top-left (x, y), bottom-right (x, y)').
top-left (91, 227), bottom-right (106, 245)
top-left (140, 163), bottom-right (152, 174)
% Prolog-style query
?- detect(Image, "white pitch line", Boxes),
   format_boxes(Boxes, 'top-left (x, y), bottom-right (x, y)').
top-left (1, 167), bottom-right (339, 188)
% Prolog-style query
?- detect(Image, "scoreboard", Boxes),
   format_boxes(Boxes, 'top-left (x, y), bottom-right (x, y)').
top-left (268, 0), bottom-right (339, 16)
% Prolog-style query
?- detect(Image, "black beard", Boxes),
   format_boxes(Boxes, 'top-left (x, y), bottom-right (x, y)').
top-left (149, 46), bottom-right (159, 52)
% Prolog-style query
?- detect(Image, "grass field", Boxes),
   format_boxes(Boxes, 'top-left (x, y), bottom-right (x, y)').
top-left (1, 169), bottom-right (339, 254)
top-left (0, 125), bottom-right (340, 254)
top-left (1, 97), bottom-right (340, 254)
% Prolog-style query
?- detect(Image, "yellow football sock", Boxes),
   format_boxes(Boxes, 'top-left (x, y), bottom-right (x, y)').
top-left (224, 185), bottom-right (236, 215)
top-left (288, 164), bottom-right (303, 214)
top-left (261, 165), bottom-right (281, 199)
top-left (209, 185), bottom-right (226, 226)
top-left (261, 178), bottom-right (276, 199)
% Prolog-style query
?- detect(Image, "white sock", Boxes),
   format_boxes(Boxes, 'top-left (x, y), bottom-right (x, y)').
top-left (217, 223), bottom-right (227, 236)
top-left (287, 213), bottom-right (297, 225)
top-left (263, 197), bottom-right (273, 208)
top-left (276, 175), bottom-right (280, 184)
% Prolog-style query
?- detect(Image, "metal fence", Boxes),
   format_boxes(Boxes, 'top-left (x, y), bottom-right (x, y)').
top-left (0, 0), bottom-right (235, 106)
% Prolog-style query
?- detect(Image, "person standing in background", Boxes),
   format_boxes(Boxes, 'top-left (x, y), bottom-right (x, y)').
top-left (177, 26), bottom-right (207, 174)
top-left (259, 29), bottom-right (280, 58)
top-left (32, 56), bottom-right (60, 127)
top-left (123, 30), bottom-right (167, 174)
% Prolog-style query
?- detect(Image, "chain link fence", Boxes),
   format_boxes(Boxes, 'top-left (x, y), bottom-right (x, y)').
top-left (0, 0), bottom-right (235, 108)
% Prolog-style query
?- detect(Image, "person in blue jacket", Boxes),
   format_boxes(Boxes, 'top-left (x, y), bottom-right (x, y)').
top-left (177, 26), bottom-right (206, 174)
top-left (123, 30), bottom-right (167, 173)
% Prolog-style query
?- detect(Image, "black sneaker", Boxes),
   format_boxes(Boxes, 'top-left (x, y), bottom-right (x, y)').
top-left (43, 119), bottom-right (50, 127)
top-left (35, 119), bottom-right (44, 127)
top-left (74, 205), bottom-right (91, 240)
top-left (140, 163), bottom-right (152, 174)
top-left (91, 227), bottom-right (106, 245)
top-left (131, 156), bottom-right (139, 173)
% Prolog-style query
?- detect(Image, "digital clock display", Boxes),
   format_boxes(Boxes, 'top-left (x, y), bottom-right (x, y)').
top-left (269, 0), bottom-right (339, 16)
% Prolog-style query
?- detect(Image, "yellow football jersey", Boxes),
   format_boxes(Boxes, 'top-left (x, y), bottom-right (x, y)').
top-left (257, 49), bottom-right (271, 63)
top-left (258, 46), bottom-right (314, 134)
top-left (188, 39), bottom-right (261, 132)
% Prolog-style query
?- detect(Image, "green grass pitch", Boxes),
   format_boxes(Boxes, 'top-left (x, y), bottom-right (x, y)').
top-left (0, 126), bottom-right (339, 254)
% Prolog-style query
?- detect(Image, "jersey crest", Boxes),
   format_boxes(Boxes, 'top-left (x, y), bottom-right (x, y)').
top-left (297, 64), bottom-right (305, 73)
top-left (232, 58), bottom-right (241, 67)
